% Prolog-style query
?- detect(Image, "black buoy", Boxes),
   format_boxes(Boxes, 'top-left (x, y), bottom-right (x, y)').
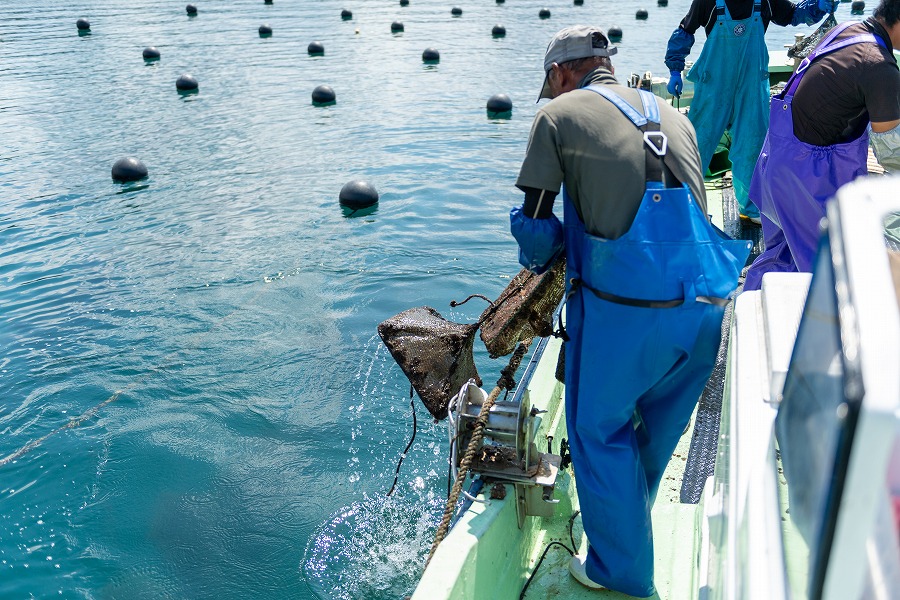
top-left (111, 157), bottom-right (148, 183)
top-left (636, 9), bottom-right (649, 19)
top-left (451, 7), bottom-right (463, 16)
top-left (341, 8), bottom-right (352, 20)
top-left (658, 0), bottom-right (668, 5)
top-left (308, 41), bottom-right (325, 55)
top-left (400, 0), bottom-right (409, 5)
top-left (142, 47), bottom-right (161, 60)
top-left (539, 8), bottom-right (551, 19)
top-left (422, 47), bottom-right (440, 63)
top-left (608, 26), bottom-right (623, 41)
top-left (339, 180), bottom-right (379, 209)
top-left (851, 0), bottom-right (865, 12)
top-left (265, 0), bottom-right (273, 4)
top-left (496, 0), bottom-right (505, 4)
top-left (574, 0), bottom-right (584, 5)
top-left (186, 4), bottom-right (197, 16)
top-left (259, 24), bottom-right (273, 37)
top-left (312, 84), bottom-right (336, 105)
top-left (492, 24), bottom-right (506, 37)
top-left (486, 93), bottom-right (513, 117)
top-left (391, 21), bottom-right (404, 32)
top-left (76, 18), bottom-right (91, 31)
top-left (175, 73), bottom-right (199, 92)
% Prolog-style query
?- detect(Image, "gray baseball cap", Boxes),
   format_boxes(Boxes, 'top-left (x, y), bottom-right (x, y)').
top-left (538, 25), bottom-right (617, 101)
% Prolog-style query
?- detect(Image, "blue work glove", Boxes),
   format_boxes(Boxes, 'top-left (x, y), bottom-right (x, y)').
top-left (667, 71), bottom-right (683, 97)
top-left (818, 0), bottom-right (838, 12)
top-left (510, 207), bottom-right (563, 274)
top-left (793, 0), bottom-right (831, 24)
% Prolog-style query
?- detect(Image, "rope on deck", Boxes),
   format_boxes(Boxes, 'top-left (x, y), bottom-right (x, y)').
top-left (425, 338), bottom-right (532, 568)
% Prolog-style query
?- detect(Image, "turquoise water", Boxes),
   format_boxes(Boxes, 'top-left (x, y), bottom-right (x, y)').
top-left (0, 1), bottom-right (866, 598)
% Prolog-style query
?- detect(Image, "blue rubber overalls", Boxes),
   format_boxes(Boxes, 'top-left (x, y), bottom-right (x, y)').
top-left (687, 0), bottom-right (769, 218)
top-left (744, 22), bottom-right (886, 290)
top-left (512, 86), bottom-right (750, 596)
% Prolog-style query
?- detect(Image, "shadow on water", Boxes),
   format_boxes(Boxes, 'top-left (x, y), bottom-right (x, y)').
top-left (314, 112), bottom-right (337, 125)
top-left (341, 205), bottom-right (378, 219)
top-left (302, 492), bottom-right (444, 600)
top-left (114, 182), bottom-right (150, 196)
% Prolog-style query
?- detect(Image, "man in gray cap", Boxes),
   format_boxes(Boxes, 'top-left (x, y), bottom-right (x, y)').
top-left (510, 25), bottom-right (748, 596)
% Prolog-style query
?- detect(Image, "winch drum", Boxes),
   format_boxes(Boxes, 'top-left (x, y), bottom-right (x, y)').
top-left (451, 380), bottom-right (529, 470)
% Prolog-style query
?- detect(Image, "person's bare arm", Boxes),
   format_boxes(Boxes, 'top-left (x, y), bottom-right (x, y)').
top-left (871, 119), bottom-right (900, 133)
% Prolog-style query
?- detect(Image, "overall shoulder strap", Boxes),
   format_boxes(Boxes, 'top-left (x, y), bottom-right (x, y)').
top-left (716, 0), bottom-right (728, 20)
top-left (784, 23), bottom-right (886, 96)
top-left (582, 85), bottom-right (668, 184)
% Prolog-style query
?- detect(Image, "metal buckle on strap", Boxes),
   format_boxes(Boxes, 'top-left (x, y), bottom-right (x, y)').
top-left (643, 131), bottom-right (668, 157)
top-left (796, 57), bottom-right (812, 74)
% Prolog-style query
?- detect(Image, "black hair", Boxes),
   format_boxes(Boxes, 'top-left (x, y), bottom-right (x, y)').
top-left (875, 0), bottom-right (900, 27)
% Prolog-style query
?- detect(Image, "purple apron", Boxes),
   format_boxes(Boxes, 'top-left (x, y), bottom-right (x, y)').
top-left (744, 22), bottom-right (886, 291)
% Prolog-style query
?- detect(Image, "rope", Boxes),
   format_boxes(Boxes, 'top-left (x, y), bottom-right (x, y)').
top-left (453, 266), bottom-right (553, 329)
top-left (449, 293), bottom-right (494, 308)
top-left (424, 338), bottom-right (532, 567)
top-left (386, 385), bottom-right (417, 497)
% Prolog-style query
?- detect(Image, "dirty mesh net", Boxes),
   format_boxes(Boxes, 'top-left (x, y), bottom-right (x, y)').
top-left (377, 257), bottom-right (566, 420)
top-left (479, 257), bottom-right (566, 358)
top-left (377, 307), bottom-right (481, 421)
top-left (788, 13), bottom-right (837, 59)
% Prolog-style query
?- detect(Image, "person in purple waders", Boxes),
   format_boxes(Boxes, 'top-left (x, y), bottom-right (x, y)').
top-left (744, 0), bottom-right (900, 290)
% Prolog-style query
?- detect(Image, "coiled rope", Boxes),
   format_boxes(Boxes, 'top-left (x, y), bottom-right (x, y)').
top-left (424, 338), bottom-right (532, 567)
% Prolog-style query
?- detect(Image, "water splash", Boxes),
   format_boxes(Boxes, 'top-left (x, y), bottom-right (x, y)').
top-left (307, 334), bottom-right (446, 598)
top-left (302, 491), bottom-right (444, 600)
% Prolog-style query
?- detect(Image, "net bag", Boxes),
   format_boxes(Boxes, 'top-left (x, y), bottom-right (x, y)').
top-left (478, 256), bottom-right (566, 358)
top-left (788, 13), bottom-right (838, 59)
top-left (377, 307), bottom-right (481, 420)
top-left (377, 257), bottom-right (565, 420)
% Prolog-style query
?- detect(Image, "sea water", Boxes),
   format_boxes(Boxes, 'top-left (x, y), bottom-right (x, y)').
top-left (0, 1), bottom-right (868, 598)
